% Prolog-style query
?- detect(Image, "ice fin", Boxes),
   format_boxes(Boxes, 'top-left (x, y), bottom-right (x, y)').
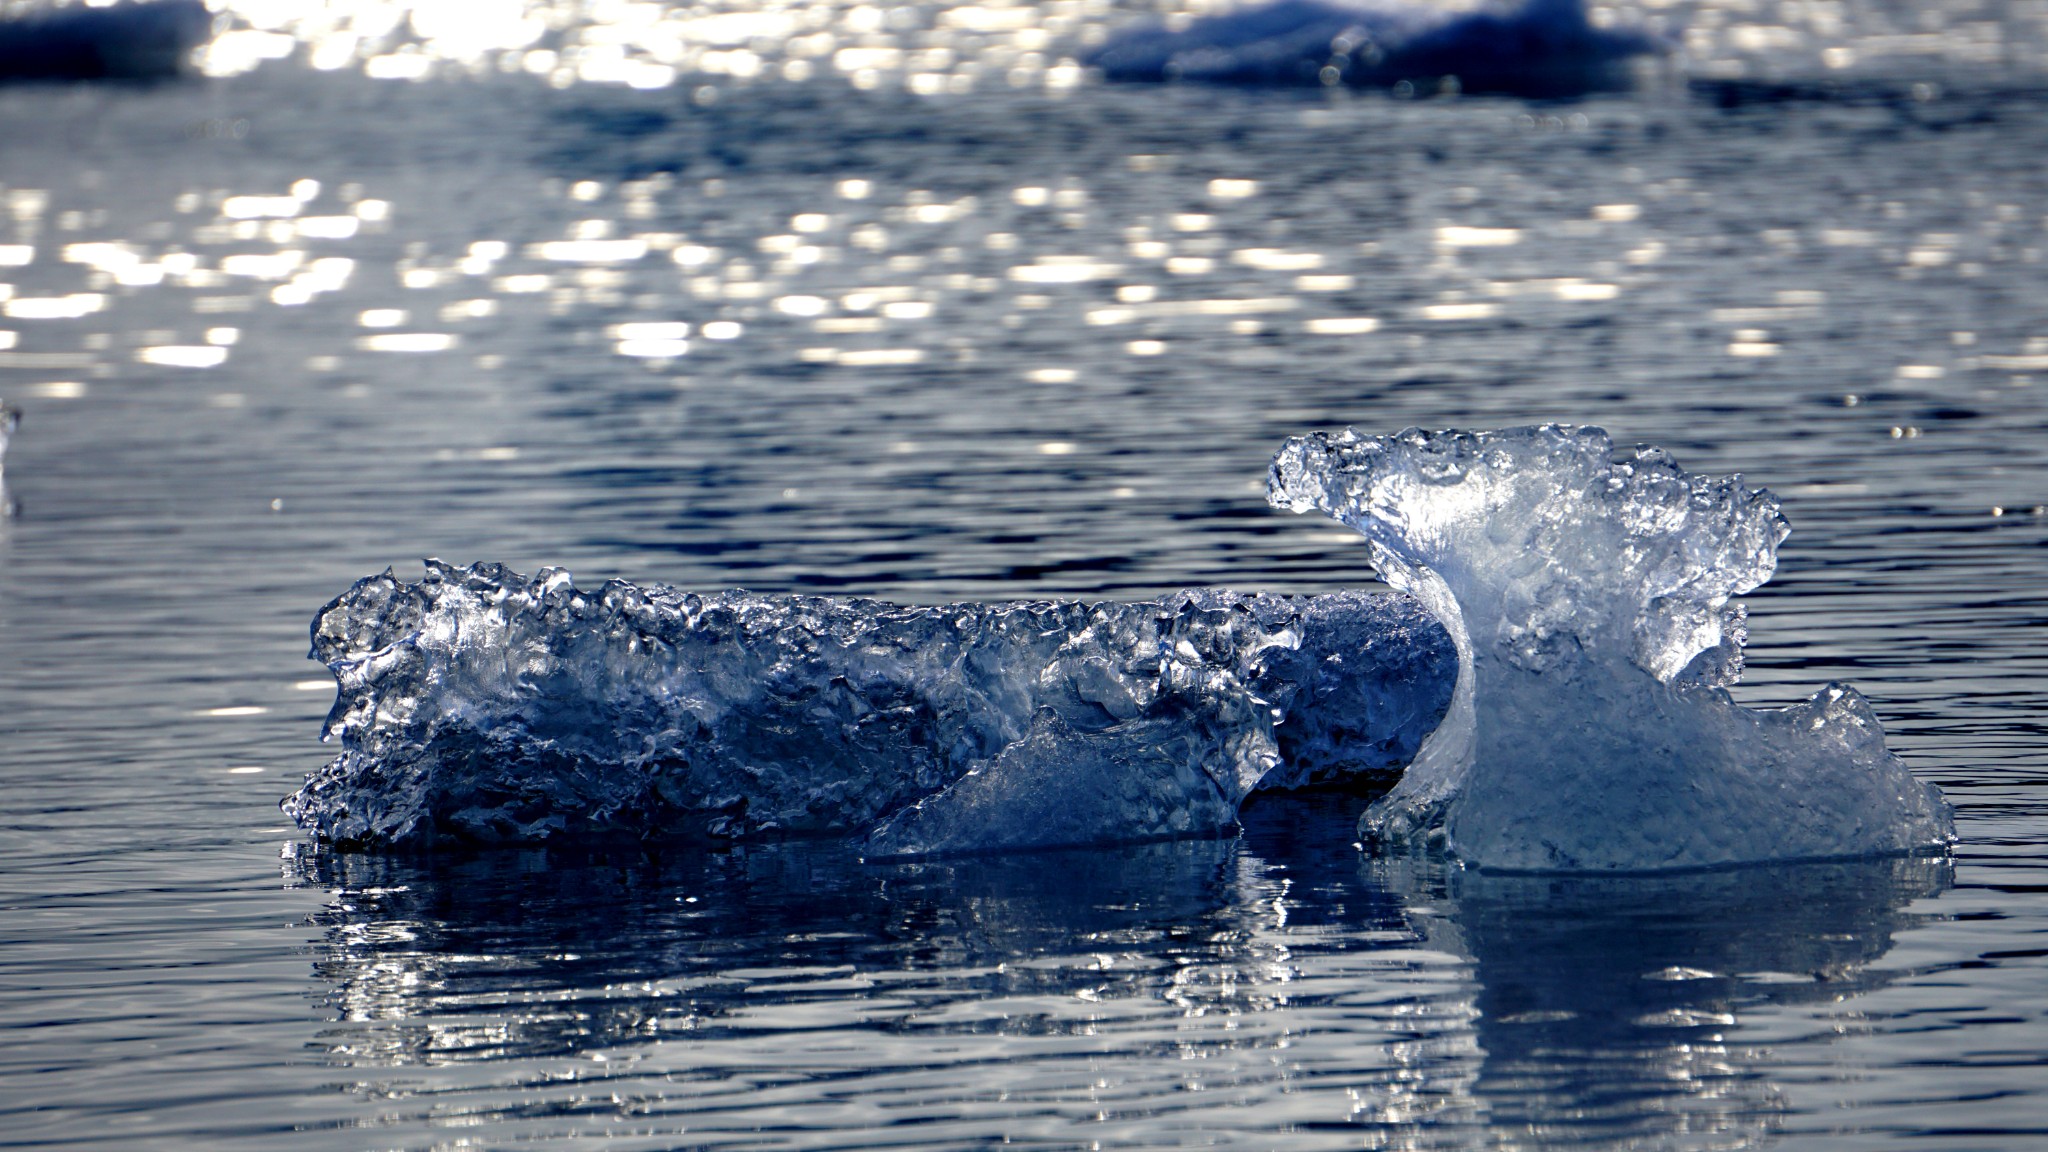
top-left (1269, 424), bottom-right (1953, 872)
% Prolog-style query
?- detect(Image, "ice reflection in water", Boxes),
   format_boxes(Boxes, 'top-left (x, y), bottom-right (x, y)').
top-left (1448, 858), bottom-right (1951, 1146)
top-left (291, 797), bottom-right (1948, 1149)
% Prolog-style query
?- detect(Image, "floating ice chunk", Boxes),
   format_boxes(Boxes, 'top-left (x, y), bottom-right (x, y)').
top-left (1087, 0), bottom-right (1665, 98)
top-left (286, 563), bottom-right (1452, 852)
top-left (1269, 424), bottom-right (1955, 872)
top-left (0, 0), bottom-right (211, 82)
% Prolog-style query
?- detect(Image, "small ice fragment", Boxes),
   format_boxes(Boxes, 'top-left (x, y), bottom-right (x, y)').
top-left (0, 400), bottom-right (17, 475)
top-left (0, 399), bottom-right (16, 515)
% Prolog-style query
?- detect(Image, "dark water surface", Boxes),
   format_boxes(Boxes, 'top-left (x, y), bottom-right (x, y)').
top-left (3, 2), bottom-right (2046, 1147)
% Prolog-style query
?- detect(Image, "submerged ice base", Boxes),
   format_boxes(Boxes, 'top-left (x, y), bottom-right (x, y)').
top-left (287, 565), bottom-right (1453, 854)
top-left (1270, 425), bottom-right (1954, 872)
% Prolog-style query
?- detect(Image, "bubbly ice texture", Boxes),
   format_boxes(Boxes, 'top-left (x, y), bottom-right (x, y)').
top-left (1087, 0), bottom-right (1665, 98)
top-left (286, 562), bottom-right (1453, 854)
top-left (1269, 424), bottom-right (1955, 872)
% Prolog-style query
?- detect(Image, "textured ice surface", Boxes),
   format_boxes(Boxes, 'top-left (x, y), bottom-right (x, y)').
top-left (1087, 0), bottom-right (1664, 98)
top-left (286, 563), bottom-right (1452, 853)
top-left (1270, 424), bottom-right (1955, 872)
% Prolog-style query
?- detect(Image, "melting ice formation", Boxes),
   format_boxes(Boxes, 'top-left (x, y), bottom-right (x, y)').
top-left (289, 424), bottom-right (1953, 871)
top-left (0, 0), bottom-right (210, 83)
top-left (1270, 425), bottom-right (1954, 871)
top-left (1087, 0), bottom-right (1665, 98)
top-left (287, 572), bottom-right (1454, 855)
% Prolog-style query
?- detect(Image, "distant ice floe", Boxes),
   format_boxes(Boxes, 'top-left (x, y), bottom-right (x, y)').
top-left (286, 567), bottom-right (1452, 854)
top-left (1087, 0), bottom-right (1666, 98)
top-left (0, 0), bottom-right (211, 83)
top-left (1269, 424), bottom-right (1955, 871)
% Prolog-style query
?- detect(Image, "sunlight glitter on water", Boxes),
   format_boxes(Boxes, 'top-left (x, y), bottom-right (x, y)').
top-left (15, 151), bottom-right (2045, 410)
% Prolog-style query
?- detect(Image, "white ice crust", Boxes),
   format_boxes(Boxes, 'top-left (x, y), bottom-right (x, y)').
top-left (1269, 424), bottom-right (1954, 872)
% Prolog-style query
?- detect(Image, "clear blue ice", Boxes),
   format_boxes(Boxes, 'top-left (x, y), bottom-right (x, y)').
top-left (1270, 424), bottom-right (1955, 871)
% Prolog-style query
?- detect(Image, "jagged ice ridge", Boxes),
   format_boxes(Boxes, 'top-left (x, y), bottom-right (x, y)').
top-left (286, 567), bottom-right (1454, 854)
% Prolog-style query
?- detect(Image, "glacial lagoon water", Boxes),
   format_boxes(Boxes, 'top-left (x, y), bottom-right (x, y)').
top-left (3, 1), bottom-right (2048, 1147)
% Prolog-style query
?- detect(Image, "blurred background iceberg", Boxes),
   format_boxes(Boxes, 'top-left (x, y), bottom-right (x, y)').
top-left (1088, 0), bottom-right (1667, 97)
top-left (0, 0), bottom-right (210, 82)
